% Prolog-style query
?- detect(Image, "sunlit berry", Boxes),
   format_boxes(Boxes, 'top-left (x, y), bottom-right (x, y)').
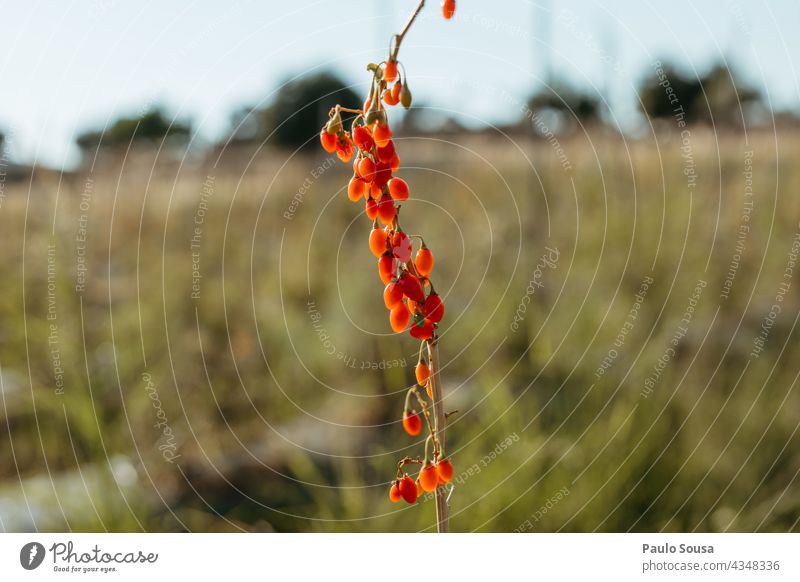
top-left (415, 246), bottom-right (434, 277)
top-left (436, 459), bottom-right (454, 483)
top-left (415, 360), bottom-right (430, 385)
top-left (384, 59), bottom-right (398, 83)
top-left (348, 176), bottom-right (367, 202)
top-left (377, 195), bottom-right (396, 225)
top-left (388, 177), bottom-right (409, 201)
top-left (426, 381), bottom-right (432, 399)
top-left (402, 410), bottom-right (422, 436)
top-left (419, 463), bottom-right (439, 492)
top-left (373, 162), bottom-right (392, 188)
top-left (369, 225), bottom-right (389, 257)
top-left (358, 157), bottom-right (376, 182)
top-left (390, 153), bottom-right (401, 172)
top-left (383, 87), bottom-right (400, 106)
top-left (384, 281), bottom-right (403, 309)
top-left (390, 302), bottom-right (411, 332)
top-left (389, 481), bottom-right (402, 503)
top-left (373, 123), bottom-right (392, 148)
top-left (320, 129), bottom-right (337, 153)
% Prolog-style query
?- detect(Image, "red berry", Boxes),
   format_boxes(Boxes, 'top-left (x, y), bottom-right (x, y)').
top-left (382, 87), bottom-right (399, 106)
top-left (365, 196), bottom-right (379, 220)
top-left (415, 246), bottom-right (434, 277)
top-left (379, 253), bottom-right (397, 285)
top-left (442, 0), bottom-right (456, 20)
top-left (320, 129), bottom-right (337, 153)
top-left (390, 153), bottom-right (401, 172)
top-left (373, 162), bottom-right (392, 188)
top-left (377, 195), bottom-right (396, 225)
top-left (389, 303), bottom-right (410, 332)
top-left (388, 177), bottom-right (409, 201)
top-left (402, 410), bottom-right (422, 436)
top-left (369, 225), bottom-right (388, 258)
top-left (423, 293), bottom-right (444, 323)
top-left (399, 474), bottom-right (418, 504)
top-left (415, 360), bottom-right (430, 385)
top-left (377, 141), bottom-right (396, 164)
top-left (383, 281), bottom-right (403, 309)
top-left (410, 317), bottom-right (434, 340)
top-left (436, 459), bottom-right (454, 483)
top-left (348, 176), bottom-right (367, 202)
top-left (392, 231), bottom-right (412, 262)
top-left (353, 125), bottom-right (374, 152)
top-left (419, 463), bottom-right (439, 492)
top-left (389, 481), bottom-right (402, 503)
top-left (398, 272), bottom-right (424, 303)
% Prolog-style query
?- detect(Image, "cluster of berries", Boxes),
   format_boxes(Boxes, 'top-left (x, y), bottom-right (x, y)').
top-left (318, 0), bottom-right (456, 514)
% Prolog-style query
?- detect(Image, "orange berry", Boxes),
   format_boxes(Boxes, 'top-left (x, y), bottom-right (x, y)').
top-left (335, 133), bottom-right (354, 162)
top-left (442, 0), bottom-right (456, 20)
top-left (389, 481), bottom-right (402, 502)
top-left (415, 360), bottom-right (430, 385)
top-left (373, 123), bottom-right (392, 148)
top-left (390, 153), bottom-right (401, 172)
top-left (377, 195), bottom-right (396, 225)
top-left (436, 459), bottom-right (454, 483)
top-left (369, 225), bottom-right (388, 258)
top-left (416, 479), bottom-right (424, 497)
top-left (426, 381), bottom-right (432, 399)
top-left (415, 246), bottom-right (434, 277)
top-left (348, 176), bottom-right (367, 202)
top-left (384, 281), bottom-right (403, 310)
top-left (419, 463), bottom-right (439, 492)
top-left (384, 59), bottom-right (398, 83)
top-left (402, 410), bottom-right (422, 436)
top-left (383, 88), bottom-right (399, 106)
top-left (390, 303), bottom-right (411, 332)
top-left (399, 474), bottom-right (418, 504)
top-left (407, 298), bottom-right (419, 315)
top-left (392, 82), bottom-right (402, 102)
top-left (358, 157), bottom-right (376, 182)
top-left (388, 177), bottom-right (409, 201)
top-left (320, 129), bottom-right (337, 153)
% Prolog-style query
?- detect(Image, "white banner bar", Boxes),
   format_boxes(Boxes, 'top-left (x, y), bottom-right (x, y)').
top-left (1, 533), bottom-right (797, 580)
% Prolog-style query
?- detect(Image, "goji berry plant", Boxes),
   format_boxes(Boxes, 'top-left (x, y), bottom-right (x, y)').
top-left (318, 0), bottom-right (457, 532)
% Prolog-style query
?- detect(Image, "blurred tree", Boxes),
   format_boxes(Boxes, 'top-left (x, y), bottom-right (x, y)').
top-left (639, 62), bottom-right (762, 126)
top-left (524, 82), bottom-right (603, 134)
top-left (76, 108), bottom-right (191, 151)
top-left (227, 72), bottom-right (361, 150)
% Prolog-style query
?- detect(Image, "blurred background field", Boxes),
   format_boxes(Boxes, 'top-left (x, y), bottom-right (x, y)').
top-left (1, 0), bottom-right (800, 533)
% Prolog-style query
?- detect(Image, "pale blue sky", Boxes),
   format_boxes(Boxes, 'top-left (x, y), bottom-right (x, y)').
top-left (1, 0), bottom-right (798, 167)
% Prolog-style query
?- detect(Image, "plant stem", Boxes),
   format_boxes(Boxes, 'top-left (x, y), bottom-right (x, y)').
top-left (390, 0), bottom-right (426, 62)
top-left (427, 337), bottom-right (449, 533)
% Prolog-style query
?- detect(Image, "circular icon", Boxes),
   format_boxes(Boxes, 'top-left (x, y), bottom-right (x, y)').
top-left (19, 542), bottom-right (46, 570)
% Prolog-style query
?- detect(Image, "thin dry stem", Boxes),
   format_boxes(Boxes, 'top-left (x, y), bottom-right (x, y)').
top-left (427, 337), bottom-right (449, 533)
